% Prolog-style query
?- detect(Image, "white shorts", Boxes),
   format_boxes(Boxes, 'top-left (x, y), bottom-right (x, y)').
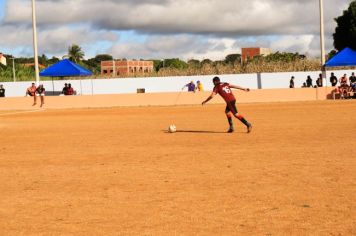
top-left (36, 93), bottom-right (45, 97)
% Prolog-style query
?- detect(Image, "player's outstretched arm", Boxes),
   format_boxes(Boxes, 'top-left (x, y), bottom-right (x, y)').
top-left (230, 84), bottom-right (250, 92)
top-left (202, 92), bottom-right (215, 105)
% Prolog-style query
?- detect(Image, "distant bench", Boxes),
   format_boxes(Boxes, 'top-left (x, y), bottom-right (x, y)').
top-left (45, 91), bottom-right (77, 96)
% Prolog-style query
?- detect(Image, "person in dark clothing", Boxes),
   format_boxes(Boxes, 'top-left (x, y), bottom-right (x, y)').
top-left (0, 85), bottom-right (5, 97)
top-left (316, 74), bottom-right (323, 87)
top-left (306, 76), bottom-right (313, 87)
top-left (289, 76), bottom-right (295, 88)
top-left (36, 84), bottom-right (45, 107)
top-left (62, 83), bottom-right (68, 95)
top-left (349, 72), bottom-right (356, 90)
top-left (330, 72), bottom-right (338, 87)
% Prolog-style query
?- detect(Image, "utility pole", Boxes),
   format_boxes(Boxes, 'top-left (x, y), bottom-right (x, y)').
top-left (319, 0), bottom-right (326, 66)
top-left (112, 59), bottom-right (116, 77)
top-left (11, 58), bottom-right (16, 82)
top-left (31, 0), bottom-right (40, 85)
top-left (319, 0), bottom-right (327, 86)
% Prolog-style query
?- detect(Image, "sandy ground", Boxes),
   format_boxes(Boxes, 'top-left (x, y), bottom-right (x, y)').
top-left (0, 101), bottom-right (355, 235)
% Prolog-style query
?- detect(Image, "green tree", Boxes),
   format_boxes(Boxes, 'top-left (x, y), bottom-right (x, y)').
top-left (163, 58), bottom-right (188, 69)
top-left (67, 44), bottom-right (85, 63)
top-left (94, 54), bottom-right (113, 62)
top-left (333, 1), bottom-right (356, 51)
top-left (38, 54), bottom-right (48, 66)
top-left (83, 54), bottom-right (113, 74)
top-left (47, 56), bottom-right (60, 65)
top-left (152, 60), bottom-right (162, 72)
top-left (201, 59), bottom-right (213, 65)
top-left (225, 54), bottom-right (241, 64)
top-left (187, 59), bottom-right (200, 68)
top-left (327, 50), bottom-right (337, 60)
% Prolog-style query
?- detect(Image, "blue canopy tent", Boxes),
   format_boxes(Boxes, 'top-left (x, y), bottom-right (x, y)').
top-left (40, 59), bottom-right (93, 95)
top-left (325, 47), bottom-right (356, 67)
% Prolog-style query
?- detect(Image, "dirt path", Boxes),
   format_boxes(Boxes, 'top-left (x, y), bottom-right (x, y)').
top-left (0, 101), bottom-right (355, 235)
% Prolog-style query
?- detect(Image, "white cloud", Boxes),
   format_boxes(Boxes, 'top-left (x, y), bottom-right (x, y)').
top-left (0, 0), bottom-right (353, 59)
top-left (109, 35), bottom-right (239, 60)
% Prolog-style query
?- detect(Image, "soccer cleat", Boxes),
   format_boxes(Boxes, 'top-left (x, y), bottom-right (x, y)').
top-left (247, 124), bottom-right (253, 133)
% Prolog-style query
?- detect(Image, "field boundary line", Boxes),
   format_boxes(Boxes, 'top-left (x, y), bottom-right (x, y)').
top-left (0, 109), bottom-right (45, 117)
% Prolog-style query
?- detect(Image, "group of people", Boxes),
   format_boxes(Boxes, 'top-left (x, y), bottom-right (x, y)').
top-left (290, 74), bottom-right (324, 88)
top-left (289, 72), bottom-right (356, 96)
top-left (62, 83), bottom-right (75, 96)
top-left (332, 73), bottom-right (356, 98)
top-left (26, 83), bottom-right (46, 107)
top-left (182, 81), bottom-right (204, 92)
top-left (24, 82), bottom-right (76, 107)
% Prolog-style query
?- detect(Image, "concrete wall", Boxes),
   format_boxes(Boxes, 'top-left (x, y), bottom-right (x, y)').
top-left (0, 69), bottom-right (354, 98)
top-left (0, 87), bottom-right (335, 111)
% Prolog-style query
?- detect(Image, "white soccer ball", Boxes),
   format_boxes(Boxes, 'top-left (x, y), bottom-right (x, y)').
top-left (168, 124), bottom-right (177, 133)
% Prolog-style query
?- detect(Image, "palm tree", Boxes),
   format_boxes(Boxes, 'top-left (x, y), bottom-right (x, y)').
top-left (67, 44), bottom-right (84, 63)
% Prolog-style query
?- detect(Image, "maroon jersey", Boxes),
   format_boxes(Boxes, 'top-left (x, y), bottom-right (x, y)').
top-left (213, 82), bottom-right (236, 102)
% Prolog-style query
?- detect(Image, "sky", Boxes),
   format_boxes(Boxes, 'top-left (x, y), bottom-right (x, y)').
top-left (0, 0), bottom-right (352, 60)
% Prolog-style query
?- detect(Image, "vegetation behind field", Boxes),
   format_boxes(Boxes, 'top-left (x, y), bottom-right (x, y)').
top-left (0, 51), bottom-right (325, 82)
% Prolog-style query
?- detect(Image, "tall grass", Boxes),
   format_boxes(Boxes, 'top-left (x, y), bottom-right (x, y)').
top-left (0, 58), bottom-right (342, 82)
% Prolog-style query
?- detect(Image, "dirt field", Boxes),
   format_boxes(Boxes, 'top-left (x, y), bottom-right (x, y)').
top-left (0, 101), bottom-right (355, 235)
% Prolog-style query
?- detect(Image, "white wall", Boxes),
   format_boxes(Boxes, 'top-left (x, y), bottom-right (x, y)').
top-left (261, 69), bottom-right (355, 89)
top-left (1, 69), bottom-right (355, 97)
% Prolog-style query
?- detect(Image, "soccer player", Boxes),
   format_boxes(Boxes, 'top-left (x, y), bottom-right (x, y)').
top-left (26, 83), bottom-right (37, 106)
top-left (202, 76), bottom-right (252, 133)
top-left (36, 84), bottom-right (45, 107)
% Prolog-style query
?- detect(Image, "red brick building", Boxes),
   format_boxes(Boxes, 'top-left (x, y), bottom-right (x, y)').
top-left (22, 63), bottom-right (46, 69)
top-left (241, 48), bottom-right (272, 61)
top-left (0, 53), bottom-right (7, 66)
top-left (101, 60), bottom-right (154, 76)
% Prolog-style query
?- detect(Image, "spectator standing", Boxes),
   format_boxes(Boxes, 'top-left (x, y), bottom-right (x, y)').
top-left (0, 84), bottom-right (5, 97)
top-left (62, 83), bottom-right (68, 95)
top-left (67, 83), bottom-right (75, 95)
top-left (330, 72), bottom-right (338, 87)
top-left (349, 72), bottom-right (356, 87)
top-left (182, 81), bottom-right (196, 92)
top-left (316, 74), bottom-right (323, 87)
top-left (306, 76), bottom-right (313, 87)
top-left (196, 81), bottom-right (204, 92)
top-left (36, 84), bottom-right (45, 107)
top-left (289, 76), bottom-right (295, 88)
top-left (339, 74), bottom-right (350, 99)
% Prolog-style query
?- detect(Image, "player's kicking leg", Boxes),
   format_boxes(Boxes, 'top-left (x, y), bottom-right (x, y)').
top-left (234, 113), bottom-right (252, 133)
top-left (226, 100), bottom-right (252, 133)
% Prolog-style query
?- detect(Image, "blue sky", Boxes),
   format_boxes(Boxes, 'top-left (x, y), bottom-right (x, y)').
top-left (0, 0), bottom-right (352, 60)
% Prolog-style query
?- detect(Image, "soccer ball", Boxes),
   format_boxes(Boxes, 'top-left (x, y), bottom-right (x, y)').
top-left (168, 124), bottom-right (177, 133)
